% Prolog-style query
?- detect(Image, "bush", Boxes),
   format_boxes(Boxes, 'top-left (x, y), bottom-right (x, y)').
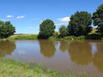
top-left (92, 4), bottom-right (103, 35)
top-left (59, 36), bottom-right (85, 40)
top-left (38, 19), bottom-right (55, 39)
top-left (68, 11), bottom-right (92, 36)
top-left (0, 21), bottom-right (15, 38)
top-left (85, 34), bottom-right (102, 40)
top-left (59, 25), bottom-right (68, 37)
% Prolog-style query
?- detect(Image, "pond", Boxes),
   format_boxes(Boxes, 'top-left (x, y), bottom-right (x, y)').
top-left (0, 40), bottom-right (103, 77)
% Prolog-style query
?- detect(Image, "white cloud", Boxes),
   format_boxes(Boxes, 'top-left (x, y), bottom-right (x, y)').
top-left (55, 22), bottom-right (68, 32)
top-left (16, 16), bottom-right (25, 19)
top-left (58, 17), bottom-right (70, 22)
top-left (5, 15), bottom-right (14, 18)
top-left (5, 15), bottom-right (25, 19)
top-left (55, 17), bottom-right (70, 32)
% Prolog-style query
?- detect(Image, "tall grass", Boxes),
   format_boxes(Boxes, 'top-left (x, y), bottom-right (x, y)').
top-left (0, 58), bottom-right (83, 77)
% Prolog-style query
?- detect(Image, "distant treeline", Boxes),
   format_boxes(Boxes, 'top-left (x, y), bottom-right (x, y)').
top-left (38, 4), bottom-right (103, 40)
top-left (0, 4), bottom-right (103, 40)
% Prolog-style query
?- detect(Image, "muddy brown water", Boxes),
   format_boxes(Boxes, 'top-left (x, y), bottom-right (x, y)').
top-left (0, 40), bottom-right (103, 77)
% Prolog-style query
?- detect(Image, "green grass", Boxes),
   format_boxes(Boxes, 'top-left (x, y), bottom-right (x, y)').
top-left (60, 36), bottom-right (85, 40)
top-left (0, 58), bottom-right (83, 77)
top-left (0, 34), bottom-right (85, 41)
top-left (7, 34), bottom-right (38, 40)
top-left (49, 36), bottom-right (85, 41)
top-left (1, 33), bottom-right (101, 40)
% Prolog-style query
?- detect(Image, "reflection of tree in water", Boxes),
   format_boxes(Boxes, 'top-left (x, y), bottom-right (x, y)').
top-left (93, 42), bottom-right (103, 72)
top-left (39, 40), bottom-right (56, 58)
top-left (60, 41), bottom-right (70, 52)
top-left (0, 41), bottom-right (16, 57)
top-left (68, 41), bottom-right (92, 65)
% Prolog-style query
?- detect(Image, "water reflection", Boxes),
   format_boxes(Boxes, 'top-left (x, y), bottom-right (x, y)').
top-left (68, 41), bottom-right (92, 65)
top-left (0, 41), bottom-right (16, 57)
top-left (0, 40), bottom-right (103, 76)
top-left (39, 40), bottom-right (56, 58)
top-left (67, 41), bottom-right (103, 73)
top-left (59, 41), bottom-right (69, 52)
top-left (93, 42), bottom-right (103, 72)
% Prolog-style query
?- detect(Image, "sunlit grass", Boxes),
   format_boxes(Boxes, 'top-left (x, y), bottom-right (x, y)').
top-left (8, 34), bottom-right (37, 40)
top-left (0, 58), bottom-right (82, 77)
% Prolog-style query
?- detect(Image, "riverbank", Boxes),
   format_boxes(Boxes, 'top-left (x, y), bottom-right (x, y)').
top-left (7, 34), bottom-right (38, 40)
top-left (0, 33), bottom-right (102, 41)
top-left (0, 34), bottom-right (85, 41)
top-left (49, 36), bottom-right (85, 40)
top-left (0, 58), bottom-right (82, 77)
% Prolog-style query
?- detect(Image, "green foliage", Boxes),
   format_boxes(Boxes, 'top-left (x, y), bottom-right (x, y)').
top-left (59, 25), bottom-right (68, 37)
top-left (85, 34), bottom-right (102, 40)
top-left (60, 36), bottom-right (85, 40)
top-left (38, 19), bottom-right (55, 39)
top-left (93, 4), bottom-right (103, 34)
top-left (48, 32), bottom-right (59, 40)
top-left (0, 21), bottom-right (15, 38)
top-left (97, 22), bottom-right (103, 34)
top-left (53, 32), bottom-right (59, 38)
top-left (68, 11), bottom-right (92, 36)
top-left (48, 36), bottom-right (57, 40)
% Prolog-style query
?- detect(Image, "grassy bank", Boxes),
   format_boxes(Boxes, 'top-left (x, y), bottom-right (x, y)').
top-left (0, 58), bottom-right (82, 77)
top-left (0, 33), bottom-right (102, 41)
top-left (49, 36), bottom-right (85, 41)
top-left (7, 34), bottom-right (38, 40)
top-left (49, 34), bottom-right (103, 40)
top-left (0, 34), bottom-right (86, 41)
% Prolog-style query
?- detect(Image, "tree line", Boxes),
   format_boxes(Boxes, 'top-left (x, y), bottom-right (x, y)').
top-left (0, 21), bottom-right (15, 38)
top-left (0, 4), bottom-right (103, 40)
top-left (38, 4), bottom-right (103, 39)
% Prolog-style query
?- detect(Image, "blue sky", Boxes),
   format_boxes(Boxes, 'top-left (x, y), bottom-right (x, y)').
top-left (0, 0), bottom-right (102, 34)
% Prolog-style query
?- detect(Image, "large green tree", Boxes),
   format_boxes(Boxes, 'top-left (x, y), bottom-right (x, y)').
top-left (92, 4), bottom-right (103, 34)
top-left (38, 19), bottom-right (55, 39)
top-left (68, 11), bottom-right (92, 36)
top-left (59, 25), bottom-right (68, 37)
top-left (0, 21), bottom-right (15, 38)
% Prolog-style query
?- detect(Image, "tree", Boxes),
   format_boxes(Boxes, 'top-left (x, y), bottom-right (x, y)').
top-left (0, 21), bottom-right (15, 38)
top-left (59, 25), bottom-right (68, 37)
top-left (97, 22), bottom-right (103, 34)
top-left (38, 19), bottom-right (55, 39)
top-left (68, 11), bottom-right (92, 36)
top-left (92, 4), bottom-right (103, 34)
